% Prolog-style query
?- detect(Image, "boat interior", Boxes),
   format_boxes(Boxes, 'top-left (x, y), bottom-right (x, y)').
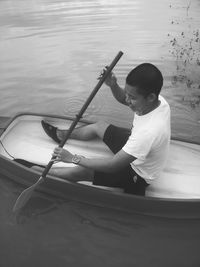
top-left (0, 114), bottom-right (200, 199)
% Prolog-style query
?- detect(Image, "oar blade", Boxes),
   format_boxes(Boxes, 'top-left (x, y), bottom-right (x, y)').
top-left (13, 176), bottom-right (44, 212)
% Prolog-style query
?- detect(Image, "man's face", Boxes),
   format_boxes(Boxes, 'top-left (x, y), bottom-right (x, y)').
top-left (125, 84), bottom-right (150, 115)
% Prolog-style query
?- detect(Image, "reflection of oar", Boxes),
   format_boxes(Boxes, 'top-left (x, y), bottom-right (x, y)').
top-left (13, 51), bottom-right (123, 212)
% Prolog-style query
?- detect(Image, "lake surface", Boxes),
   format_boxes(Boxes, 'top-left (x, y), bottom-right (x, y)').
top-left (0, 0), bottom-right (200, 140)
top-left (0, 0), bottom-right (200, 266)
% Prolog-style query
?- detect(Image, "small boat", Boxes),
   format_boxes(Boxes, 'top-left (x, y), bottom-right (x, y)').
top-left (0, 112), bottom-right (200, 218)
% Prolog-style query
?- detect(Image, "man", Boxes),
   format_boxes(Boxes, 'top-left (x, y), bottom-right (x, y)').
top-left (40, 63), bottom-right (171, 196)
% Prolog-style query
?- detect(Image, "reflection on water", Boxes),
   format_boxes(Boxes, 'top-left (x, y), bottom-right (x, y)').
top-left (1, 175), bottom-right (200, 267)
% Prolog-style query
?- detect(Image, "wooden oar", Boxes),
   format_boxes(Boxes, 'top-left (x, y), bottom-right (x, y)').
top-left (13, 51), bottom-right (123, 212)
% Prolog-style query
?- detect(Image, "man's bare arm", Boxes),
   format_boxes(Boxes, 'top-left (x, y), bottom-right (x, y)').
top-left (53, 147), bottom-right (136, 173)
top-left (109, 79), bottom-right (127, 105)
top-left (102, 69), bottom-right (127, 105)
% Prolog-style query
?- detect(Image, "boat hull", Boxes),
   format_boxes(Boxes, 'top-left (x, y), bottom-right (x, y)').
top-left (0, 112), bottom-right (200, 218)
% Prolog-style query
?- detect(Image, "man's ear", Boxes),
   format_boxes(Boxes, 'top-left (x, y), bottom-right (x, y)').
top-left (147, 93), bottom-right (157, 102)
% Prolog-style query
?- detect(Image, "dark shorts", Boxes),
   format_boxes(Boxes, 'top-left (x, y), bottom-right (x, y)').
top-left (93, 125), bottom-right (149, 196)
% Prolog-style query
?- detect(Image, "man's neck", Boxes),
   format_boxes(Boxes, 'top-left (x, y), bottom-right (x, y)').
top-left (139, 99), bottom-right (161, 116)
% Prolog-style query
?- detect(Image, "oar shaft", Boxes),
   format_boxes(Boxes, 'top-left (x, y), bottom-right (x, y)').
top-left (41, 51), bottom-right (123, 178)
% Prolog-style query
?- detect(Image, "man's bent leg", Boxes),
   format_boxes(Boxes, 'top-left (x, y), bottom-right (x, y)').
top-left (32, 165), bottom-right (94, 182)
top-left (57, 121), bottom-right (109, 141)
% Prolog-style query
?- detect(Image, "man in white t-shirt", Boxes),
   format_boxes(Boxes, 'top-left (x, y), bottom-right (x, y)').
top-left (40, 63), bottom-right (171, 196)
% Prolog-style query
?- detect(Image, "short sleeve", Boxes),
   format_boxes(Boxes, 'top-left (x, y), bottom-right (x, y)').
top-left (122, 130), bottom-right (155, 160)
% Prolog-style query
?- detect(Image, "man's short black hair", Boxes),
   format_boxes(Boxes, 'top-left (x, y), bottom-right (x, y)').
top-left (126, 63), bottom-right (163, 98)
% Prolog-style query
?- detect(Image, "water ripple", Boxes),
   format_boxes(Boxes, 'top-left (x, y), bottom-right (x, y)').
top-left (0, 0), bottom-right (200, 140)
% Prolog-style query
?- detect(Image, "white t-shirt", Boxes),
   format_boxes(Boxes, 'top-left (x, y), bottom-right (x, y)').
top-left (122, 95), bottom-right (171, 184)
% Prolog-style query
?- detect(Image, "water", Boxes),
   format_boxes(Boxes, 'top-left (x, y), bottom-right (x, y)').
top-left (0, 0), bottom-right (200, 266)
top-left (1, 0), bottom-right (200, 138)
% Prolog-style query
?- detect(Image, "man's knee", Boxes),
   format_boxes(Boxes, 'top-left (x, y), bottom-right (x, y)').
top-left (92, 121), bottom-right (109, 139)
top-left (69, 166), bottom-right (94, 182)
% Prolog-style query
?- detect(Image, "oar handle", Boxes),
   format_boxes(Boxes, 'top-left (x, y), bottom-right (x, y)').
top-left (41, 51), bottom-right (123, 178)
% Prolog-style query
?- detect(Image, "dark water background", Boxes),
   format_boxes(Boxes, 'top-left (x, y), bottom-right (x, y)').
top-left (0, 0), bottom-right (200, 266)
